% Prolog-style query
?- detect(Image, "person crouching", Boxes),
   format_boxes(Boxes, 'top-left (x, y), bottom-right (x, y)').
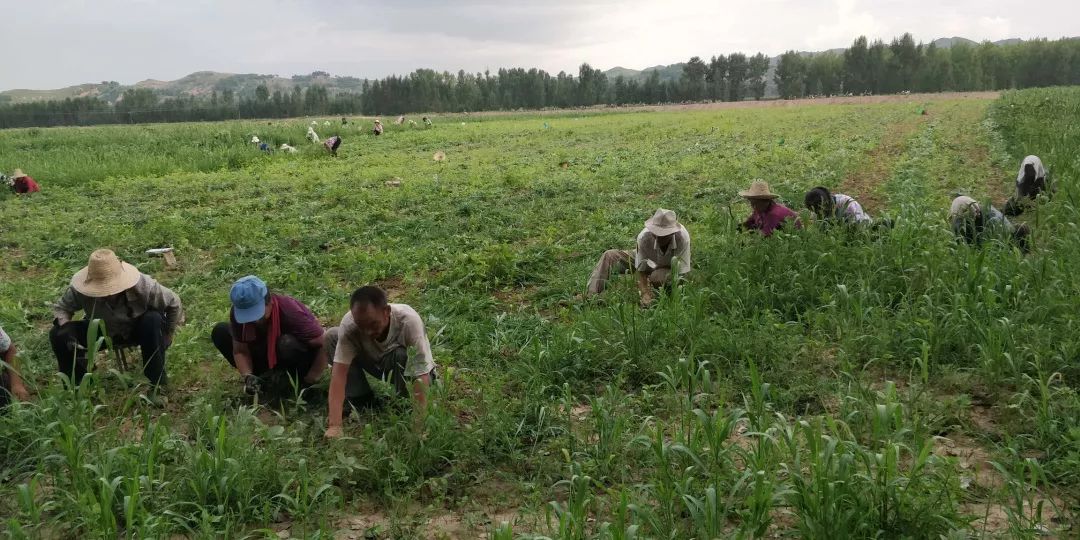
top-left (586, 208), bottom-right (691, 307)
top-left (211, 276), bottom-right (327, 396)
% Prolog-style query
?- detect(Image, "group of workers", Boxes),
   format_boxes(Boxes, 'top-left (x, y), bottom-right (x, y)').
top-left (246, 116), bottom-right (432, 158)
top-left (0, 154), bottom-right (1052, 439)
top-left (588, 155), bottom-right (1050, 306)
top-left (0, 247), bottom-right (435, 439)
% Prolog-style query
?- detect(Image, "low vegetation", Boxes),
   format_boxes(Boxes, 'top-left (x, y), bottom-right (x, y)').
top-left (0, 89), bottom-right (1077, 538)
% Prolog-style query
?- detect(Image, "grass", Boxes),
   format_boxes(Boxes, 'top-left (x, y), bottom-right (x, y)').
top-left (1, 91), bottom-right (1078, 538)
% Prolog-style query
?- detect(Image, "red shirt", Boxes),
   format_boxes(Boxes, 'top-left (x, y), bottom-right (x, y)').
top-left (744, 202), bottom-right (802, 237)
top-left (13, 176), bottom-right (40, 194)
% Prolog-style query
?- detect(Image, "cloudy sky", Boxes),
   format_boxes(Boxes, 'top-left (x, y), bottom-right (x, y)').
top-left (2, 0), bottom-right (1077, 90)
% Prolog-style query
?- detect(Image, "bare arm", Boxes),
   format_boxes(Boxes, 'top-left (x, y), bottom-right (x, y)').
top-left (636, 271), bottom-right (654, 305)
top-left (412, 372), bottom-right (432, 410)
top-left (232, 341), bottom-right (255, 376)
top-left (303, 333), bottom-right (327, 384)
top-left (3, 346), bottom-right (29, 402)
top-left (324, 362), bottom-right (350, 437)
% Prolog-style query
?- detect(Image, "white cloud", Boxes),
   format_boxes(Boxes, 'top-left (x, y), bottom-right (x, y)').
top-left (0, 0), bottom-right (1077, 89)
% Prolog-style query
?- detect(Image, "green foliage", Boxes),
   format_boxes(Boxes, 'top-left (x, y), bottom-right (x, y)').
top-left (1, 90), bottom-right (1078, 537)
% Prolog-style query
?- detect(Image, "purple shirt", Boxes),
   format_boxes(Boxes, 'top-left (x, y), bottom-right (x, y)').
top-left (230, 293), bottom-right (324, 347)
top-left (744, 202), bottom-right (803, 237)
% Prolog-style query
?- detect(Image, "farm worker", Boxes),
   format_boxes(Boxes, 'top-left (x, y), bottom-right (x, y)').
top-left (307, 126), bottom-right (320, 144)
top-left (396, 115), bottom-right (405, 125)
top-left (373, 119), bottom-right (384, 136)
top-left (586, 208), bottom-right (691, 306)
top-left (423, 116), bottom-right (432, 127)
top-left (341, 117), bottom-right (348, 125)
top-left (739, 180), bottom-right (802, 237)
top-left (1004, 155), bottom-right (1050, 216)
top-left (950, 196), bottom-right (1030, 253)
top-left (0, 324), bottom-right (31, 407)
top-left (210, 276), bottom-right (327, 396)
top-left (323, 286), bottom-right (438, 438)
top-left (804, 187), bottom-right (872, 225)
top-left (323, 135), bottom-right (342, 157)
top-left (280, 143), bottom-right (298, 153)
top-left (50, 249), bottom-right (183, 387)
top-left (10, 169), bottom-right (40, 194)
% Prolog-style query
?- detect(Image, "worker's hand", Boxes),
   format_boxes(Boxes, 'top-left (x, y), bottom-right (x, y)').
top-left (12, 385), bottom-right (30, 402)
top-left (243, 374), bottom-right (262, 396)
top-left (324, 425), bottom-right (344, 439)
top-left (639, 290), bottom-right (655, 307)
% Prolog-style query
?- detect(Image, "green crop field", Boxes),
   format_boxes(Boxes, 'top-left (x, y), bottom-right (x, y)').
top-left (1, 90), bottom-right (1078, 538)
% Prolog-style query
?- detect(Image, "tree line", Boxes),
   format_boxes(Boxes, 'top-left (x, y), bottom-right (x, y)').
top-left (775, 35), bottom-right (1080, 99)
top-left (1, 34), bottom-right (1078, 128)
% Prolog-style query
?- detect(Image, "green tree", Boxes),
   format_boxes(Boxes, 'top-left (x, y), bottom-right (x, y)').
top-left (681, 56), bottom-right (709, 100)
top-left (775, 51), bottom-right (809, 99)
top-left (747, 53), bottom-right (770, 99)
top-left (727, 53), bottom-right (749, 101)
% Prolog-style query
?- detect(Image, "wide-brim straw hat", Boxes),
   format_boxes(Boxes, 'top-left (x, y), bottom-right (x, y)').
top-left (12, 168), bottom-right (25, 177)
top-left (645, 208), bottom-right (681, 236)
top-left (739, 180), bottom-right (779, 200)
top-left (71, 249), bottom-right (141, 297)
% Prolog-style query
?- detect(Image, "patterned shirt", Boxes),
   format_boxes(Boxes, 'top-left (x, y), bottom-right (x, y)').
top-left (0, 325), bottom-right (10, 354)
top-left (833, 193), bottom-right (872, 223)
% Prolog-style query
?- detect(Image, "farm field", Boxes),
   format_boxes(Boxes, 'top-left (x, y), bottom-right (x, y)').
top-left (1, 89), bottom-right (1079, 538)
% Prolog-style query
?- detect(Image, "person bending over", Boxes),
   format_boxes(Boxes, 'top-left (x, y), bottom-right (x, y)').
top-left (324, 286), bottom-right (437, 438)
top-left (586, 208), bottom-right (691, 307)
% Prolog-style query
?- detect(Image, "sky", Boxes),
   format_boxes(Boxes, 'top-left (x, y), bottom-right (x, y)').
top-left (2, 0), bottom-right (1077, 90)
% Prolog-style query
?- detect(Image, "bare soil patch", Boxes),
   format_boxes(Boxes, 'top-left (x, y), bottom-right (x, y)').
top-left (838, 114), bottom-right (929, 213)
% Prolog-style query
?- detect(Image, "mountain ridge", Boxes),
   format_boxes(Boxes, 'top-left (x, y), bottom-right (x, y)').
top-left (0, 36), bottom-right (1058, 104)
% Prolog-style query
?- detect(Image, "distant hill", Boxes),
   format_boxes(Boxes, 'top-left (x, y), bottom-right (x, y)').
top-left (0, 36), bottom-right (1062, 105)
top-left (0, 71), bottom-right (368, 105)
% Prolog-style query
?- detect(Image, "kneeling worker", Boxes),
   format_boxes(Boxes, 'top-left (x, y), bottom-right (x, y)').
top-left (586, 208), bottom-right (691, 306)
top-left (0, 325), bottom-right (31, 407)
top-left (50, 249), bottom-right (183, 387)
top-left (324, 286), bottom-right (437, 438)
top-left (211, 276), bottom-right (327, 395)
top-left (740, 180), bottom-right (802, 236)
top-left (950, 195), bottom-right (1030, 253)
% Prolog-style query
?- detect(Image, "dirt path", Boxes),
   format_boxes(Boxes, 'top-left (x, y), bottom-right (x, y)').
top-left (357, 92), bottom-right (1001, 122)
top-left (837, 113), bottom-right (930, 214)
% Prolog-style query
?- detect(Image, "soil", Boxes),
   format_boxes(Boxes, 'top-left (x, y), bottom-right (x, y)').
top-left (838, 114), bottom-right (929, 214)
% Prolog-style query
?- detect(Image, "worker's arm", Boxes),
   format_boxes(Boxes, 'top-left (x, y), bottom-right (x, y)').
top-left (412, 371), bottom-right (432, 411)
top-left (53, 287), bottom-right (80, 326)
top-left (2, 345), bottom-right (29, 402)
top-left (324, 362), bottom-right (350, 438)
top-left (303, 333), bottom-right (327, 384)
top-left (232, 340), bottom-right (254, 375)
top-left (636, 271), bottom-right (654, 306)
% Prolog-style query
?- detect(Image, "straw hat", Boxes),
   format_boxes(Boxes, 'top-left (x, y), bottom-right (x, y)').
top-left (12, 168), bottom-right (25, 178)
top-left (645, 208), bottom-right (681, 236)
top-left (739, 180), bottom-right (779, 200)
top-left (71, 249), bottom-right (142, 297)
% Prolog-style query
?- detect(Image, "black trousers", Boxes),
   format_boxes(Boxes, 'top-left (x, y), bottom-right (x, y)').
top-left (211, 322), bottom-right (316, 380)
top-left (0, 370), bottom-right (11, 409)
top-left (49, 312), bottom-right (169, 386)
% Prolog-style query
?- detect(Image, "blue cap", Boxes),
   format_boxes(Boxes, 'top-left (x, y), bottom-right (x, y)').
top-left (230, 275), bottom-right (268, 324)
